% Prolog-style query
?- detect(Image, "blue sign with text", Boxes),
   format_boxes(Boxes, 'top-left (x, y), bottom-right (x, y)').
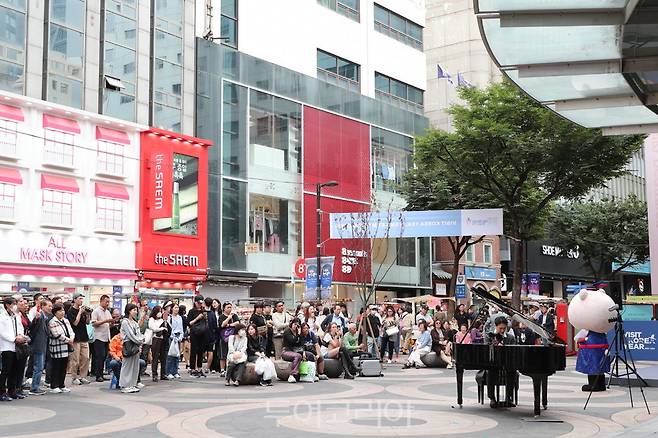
top-left (607, 321), bottom-right (658, 361)
top-left (464, 266), bottom-right (497, 281)
top-left (455, 284), bottom-right (466, 299)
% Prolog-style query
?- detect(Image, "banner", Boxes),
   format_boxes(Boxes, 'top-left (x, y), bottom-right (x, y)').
top-left (304, 256), bottom-right (335, 300)
top-left (528, 273), bottom-right (540, 294)
top-left (150, 150), bottom-right (173, 219)
top-left (329, 209), bottom-right (503, 239)
top-left (607, 321), bottom-right (658, 361)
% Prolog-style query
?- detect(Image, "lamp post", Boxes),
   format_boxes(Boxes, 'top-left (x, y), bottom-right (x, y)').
top-left (316, 181), bottom-right (338, 300)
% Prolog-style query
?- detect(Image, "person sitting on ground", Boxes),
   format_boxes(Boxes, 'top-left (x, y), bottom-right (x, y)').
top-left (300, 322), bottom-right (328, 381)
top-left (108, 331), bottom-right (146, 389)
top-left (320, 323), bottom-right (359, 379)
top-left (430, 319), bottom-right (453, 368)
top-left (246, 323), bottom-right (275, 386)
top-left (281, 318), bottom-right (304, 383)
top-left (403, 320), bottom-right (432, 369)
top-left (442, 320), bottom-right (456, 343)
top-left (225, 323), bottom-right (248, 387)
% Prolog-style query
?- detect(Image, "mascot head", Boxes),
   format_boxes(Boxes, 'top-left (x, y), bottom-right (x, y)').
top-left (568, 288), bottom-right (616, 334)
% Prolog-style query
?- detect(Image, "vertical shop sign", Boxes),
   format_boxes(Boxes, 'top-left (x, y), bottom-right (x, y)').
top-left (150, 150), bottom-right (173, 219)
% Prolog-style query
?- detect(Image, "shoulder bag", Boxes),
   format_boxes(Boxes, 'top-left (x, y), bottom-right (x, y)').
top-left (122, 323), bottom-right (140, 357)
top-left (190, 313), bottom-right (209, 336)
top-left (13, 317), bottom-right (31, 361)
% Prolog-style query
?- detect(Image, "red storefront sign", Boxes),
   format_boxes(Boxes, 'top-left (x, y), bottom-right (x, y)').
top-left (149, 149), bottom-right (173, 219)
top-left (137, 129), bottom-right (212, 281)
top-left (303, 107), bottom-right (372, 284)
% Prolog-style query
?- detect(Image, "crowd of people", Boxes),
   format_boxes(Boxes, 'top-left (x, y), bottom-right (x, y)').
top-left (0, 290), bottom-right (558, 401)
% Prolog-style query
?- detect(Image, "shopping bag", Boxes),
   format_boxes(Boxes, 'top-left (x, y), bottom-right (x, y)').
top-left (255, 357), bottom-right (267, 375)
top-left (299, 360), bottom-right (316, 383)
top-left (298, 360), bottom-right (311, 376)
top-left (167, 340), bottom-right (180, 357)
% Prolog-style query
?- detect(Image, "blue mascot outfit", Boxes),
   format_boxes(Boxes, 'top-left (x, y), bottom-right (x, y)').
top-left (576, 331), bottom-right (609, 391)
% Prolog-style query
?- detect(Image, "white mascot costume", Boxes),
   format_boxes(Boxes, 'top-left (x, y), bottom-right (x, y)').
top-left (568, 288), bottom-right (616, 392)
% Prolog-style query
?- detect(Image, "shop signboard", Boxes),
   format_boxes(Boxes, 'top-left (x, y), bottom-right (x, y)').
top-left (329, 209), bottom-right (503, 239)
top-left (149, 150), bottom-right (173, 219)
top-left (464, 266), bottom-right (497, 281)
top-left (607, 321), bottom-right (658, 361)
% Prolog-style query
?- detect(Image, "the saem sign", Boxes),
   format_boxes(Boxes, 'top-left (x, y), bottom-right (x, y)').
top-left (150, 151), bottom-right (172, 219)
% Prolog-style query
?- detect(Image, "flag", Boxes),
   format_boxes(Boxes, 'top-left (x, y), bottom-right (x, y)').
top-left (457, 72), bottom-right (474, 88)
top-left (437, 64), bottom-right (453, 84)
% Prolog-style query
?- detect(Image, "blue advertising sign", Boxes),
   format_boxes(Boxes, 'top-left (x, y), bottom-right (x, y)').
top-left (464, 266), bottom-right (497, 281)
top-left (112, 285), bottom-right (123, 310)
top-left (612, 261), bottom-right (651, 275)
top-left (621, 305), bottom-right (654, 321)
top-left (455, 284), bottom-right (466, 299)
top-left (304, 256), bottom-right (334, 300)
top-left (329, 209), bottom-right (503, 239)
top-left (607, 321), bottom-right (658, 361)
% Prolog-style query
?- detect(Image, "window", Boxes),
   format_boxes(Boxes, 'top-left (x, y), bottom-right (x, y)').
top-left (222, 178), bottom-right (247, 271)
top-left (249, 90), bottom-right (301, 173)
top-left (0, 182), bottom-right (15, 220)
top-left (44, 129), bottom-right (74, 167)
top-left (96, 197), bottom-right (124, 232)
top-left (102, 8), bottom-right (137, 121)
top-left (372, 127), bottom-right (413, 194)
top-left (396, 238), bottom-right (416, 267)
top-left (47, 1), bottom-right (85, 109)
top-left (97, 140), bottom-right (124, 175)
top-left (221, 0), bottom-right (238, 48)
top-left (42, 189), bottom-right (73, 226)
top-left (0, 4), bottom-right (27, 94)
top-left (0, 119), bottom-right (18, 157)
top-left (373, 4), bottom-right (423, 50)
top-left (249, 194), bottom-right (297, 255)
top-left (317, 49), bottom-right (360, 92)
top-left (317, 0), bottom-right (359, 22)
top-left (375, 72), bottom-right (424, 111)
top-left (465, 244), bottom-right (474, 263)
top-left (483, 242), bottom-right (493, 264)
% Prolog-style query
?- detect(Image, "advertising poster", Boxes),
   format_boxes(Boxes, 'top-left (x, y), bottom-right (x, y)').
top-left (607, 321), bottom-right (658, 361)
top-left (304, 256), bottom-right (335, 300)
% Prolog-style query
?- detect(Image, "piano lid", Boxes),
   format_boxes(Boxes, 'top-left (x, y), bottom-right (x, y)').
top-left (471, 286), bottom-right (558, 344)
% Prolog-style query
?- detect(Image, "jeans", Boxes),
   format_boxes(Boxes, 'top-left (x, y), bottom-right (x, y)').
top-left (380, 335), bottom-right (394, 361)
top-left (109, 358), bottom-right (146, 384)
top-left (226, 361), bottom-right (246, 383)
top-left (366, 336), bottom-right (379, 358)
top-left (281, 350), bottom-right (302, 376)
top-left (92, 340), bottom-right (109, 379)
top-left (30, 351), bottom-right (46, 391)
top-left (166, 355), bottom-right (180, 376)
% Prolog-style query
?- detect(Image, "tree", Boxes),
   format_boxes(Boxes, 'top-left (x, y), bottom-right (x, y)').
top-left (405, 80), bottom-right (644, 308)
top-left (401, 130), bottom-right (497, 295)
top-left (548, 196), bottom-right (649, 281)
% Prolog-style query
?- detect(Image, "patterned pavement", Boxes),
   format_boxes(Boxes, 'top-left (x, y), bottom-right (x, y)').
top-left (2, 357), bottom-right (658, 437)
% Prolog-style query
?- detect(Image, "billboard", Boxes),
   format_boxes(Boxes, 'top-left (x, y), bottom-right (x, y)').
top-left (329, 208), bottom-right (503, 239)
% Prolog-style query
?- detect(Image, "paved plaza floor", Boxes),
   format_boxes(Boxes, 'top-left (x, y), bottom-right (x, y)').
top-left (3, 357), bottom-right (658, 437)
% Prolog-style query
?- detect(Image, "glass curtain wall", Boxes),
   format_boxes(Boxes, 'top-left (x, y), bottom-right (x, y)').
top-left (220, 0), bottom-right (237, 48)
top-left (0, 1), bottom-right (26, 94)
top-left (152, 0), bottom-right (183, 132)
top-left (47, 0), bottom-right (86, 108)
top-left (371, 127), bottom-right (413, 194)
top-left (102, 0), bottom-right (137, 121)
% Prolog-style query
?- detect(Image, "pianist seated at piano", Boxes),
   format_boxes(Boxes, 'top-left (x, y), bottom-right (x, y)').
top-left (487, 316), bottom-right (517, 408)
top-left (403, 320), bottom-right (432, 369)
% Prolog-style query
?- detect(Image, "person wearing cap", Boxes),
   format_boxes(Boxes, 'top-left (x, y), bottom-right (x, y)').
top-left (187, 295), bottom-right (208, 377)
top-left (67, 292), bottom-right (91, 385)
top-left (91, 294), bottom-right (114, 383)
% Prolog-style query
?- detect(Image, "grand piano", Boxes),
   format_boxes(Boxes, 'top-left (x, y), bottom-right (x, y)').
top-left (455, 288), bottom-right (566, 416)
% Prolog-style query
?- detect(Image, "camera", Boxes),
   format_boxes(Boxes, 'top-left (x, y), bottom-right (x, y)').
top-left (83, 306), bottom-right (93, 313)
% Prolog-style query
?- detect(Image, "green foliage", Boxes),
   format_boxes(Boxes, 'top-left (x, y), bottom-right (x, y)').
top-left (548, 196), bottom-right (649, 280)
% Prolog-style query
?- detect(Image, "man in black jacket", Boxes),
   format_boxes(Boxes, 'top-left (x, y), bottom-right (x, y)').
top-left (28, 299), bottom-right (53, 395)
top-left (321, 305), bottom-right (347, 333)
top-left (537, 305), bottom-right (555, 332)
top-left (363, 307), bottom-right (381, 358)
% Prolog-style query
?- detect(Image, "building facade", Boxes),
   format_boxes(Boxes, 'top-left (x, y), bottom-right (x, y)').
top-left (0, 0), bottom-right (196, 135)
top-left (195, 0), bottom-right (430, 308)
top-left (0, 91), bottom-right (142, 302)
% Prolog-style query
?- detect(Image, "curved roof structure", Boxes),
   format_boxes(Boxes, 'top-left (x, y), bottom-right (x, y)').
top-left (476, 0), bottom-right (658, 135)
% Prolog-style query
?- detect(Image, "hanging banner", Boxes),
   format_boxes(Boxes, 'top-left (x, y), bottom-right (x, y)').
top-left (149, 150), bottom-right (173, 219)
top-left (528, 273), bottom-right (540, 294)
top-left (329, 209), bottom-right (503, 239)
top-left (304, 256), bottom-right (335, 300)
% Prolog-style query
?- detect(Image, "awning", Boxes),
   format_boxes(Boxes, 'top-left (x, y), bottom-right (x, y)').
top-left (140, 271), bottom-right (206, 283)
top-left (43, 114), bottom-right (81, 134)
top-left (476, 0), bottom-right (658, 135)
top-left (0, 167), bottom-right (22, 185)
top-left (0, 103), bottom-right (24, 122)
top-left (41, 174), bottom-right (79, 193)
top-left (0, 264), bottom-right (137, 284)
top-left (96, 126), bottom-right (130, 145)
top-left (431, 263), bottom-right (453, 280)
top-left (95, 182), bottom-right (129, 200)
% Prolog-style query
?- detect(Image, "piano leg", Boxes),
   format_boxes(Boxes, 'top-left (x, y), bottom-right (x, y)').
top-left (456, 367), bottom-right (464, 408)
top-left (531, 375), bottom-right (542, 417)
top-left (542, 376), bottom-right (548, 410)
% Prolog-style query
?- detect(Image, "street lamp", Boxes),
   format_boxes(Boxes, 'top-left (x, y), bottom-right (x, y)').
top-left (316, 181), bottom-right (338, 300)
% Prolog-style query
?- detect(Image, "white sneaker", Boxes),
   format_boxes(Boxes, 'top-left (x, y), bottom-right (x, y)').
top-left (71, 378), bottom-right (81, 385)
top-left (387, 359), bottom-right (392, 364)
top-left (210, 370), bottom-right (216, 374)
top-left (314, 375), bottom-right (319, 382)
top-left (60, 387), bottom-right (71, 393)
top-left (120, 387), bottom-right (134, 393)
top-left (49, 388), bottom-right (62, 394)
top-left (136, 383), bottom-right (145, 389)
top-left (174, 374), bottom-right (181, 379)
top-left (79, 378), bottom-right (91, 385)
top-left (287, 375), bottom-right (297, 383)
top-left (130, 386), bottom-right (140, 393)
top-left (166, 374), bottom-right (175, 380)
